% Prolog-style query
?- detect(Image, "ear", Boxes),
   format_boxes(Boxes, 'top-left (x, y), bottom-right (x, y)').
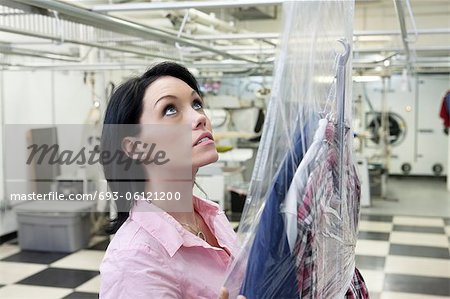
top-left (121, 137), bottom-right (145, 160)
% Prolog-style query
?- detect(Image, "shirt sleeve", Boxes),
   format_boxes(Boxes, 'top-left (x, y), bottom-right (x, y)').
top-left (100, 245), bottom-right (182, 299)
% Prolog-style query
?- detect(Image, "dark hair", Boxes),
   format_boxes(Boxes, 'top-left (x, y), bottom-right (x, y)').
top-left (101, 61), bottom-right (200, 234)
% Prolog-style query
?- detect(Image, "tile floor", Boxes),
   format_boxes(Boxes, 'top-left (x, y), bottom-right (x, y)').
top-left (356, 214), bottom-right (450, 299)
top-left (0, 235), bottom-right (108, 299)
top-left (0, 176), bottom-right (449, 298)
top-left (0, 213), bottom-right (448, 298)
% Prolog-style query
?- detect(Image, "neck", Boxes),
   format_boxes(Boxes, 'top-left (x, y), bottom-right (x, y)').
top-left (144, 177), bottom-right (196, 225)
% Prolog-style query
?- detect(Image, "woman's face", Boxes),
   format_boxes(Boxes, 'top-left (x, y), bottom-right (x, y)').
top-left (139, 76), bottom-right (218, 170)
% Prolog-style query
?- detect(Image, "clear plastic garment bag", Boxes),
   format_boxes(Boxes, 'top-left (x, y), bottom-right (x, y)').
top-left (223, 1), bottom-right (368, 298)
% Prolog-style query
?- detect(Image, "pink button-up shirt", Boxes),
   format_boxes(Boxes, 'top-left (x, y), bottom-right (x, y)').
top-left (99, 196), bottom-right (239, 299)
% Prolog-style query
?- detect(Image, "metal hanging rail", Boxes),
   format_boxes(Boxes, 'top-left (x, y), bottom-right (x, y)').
top-left (92, 0), bottom-right (284, 12)
top-left (0, 3), bottom-right (182, 61)
top-left (10, 0), bottom-right (259, 64)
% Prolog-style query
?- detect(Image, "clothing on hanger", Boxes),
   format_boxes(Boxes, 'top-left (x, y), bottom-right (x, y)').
top-left (291, 120), bottom-right (366, 298)
top-left (440, 91), bottom-right (450, 129)
top-left (239, 124), bottom-right (307, 299)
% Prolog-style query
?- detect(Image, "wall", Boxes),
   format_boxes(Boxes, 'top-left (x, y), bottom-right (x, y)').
top-left (354, 74), bottom-right (450, 176)
top-left (0, 68), bottom-right (127, 236)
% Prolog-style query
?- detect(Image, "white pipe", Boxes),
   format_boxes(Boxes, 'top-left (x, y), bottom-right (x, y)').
top-left (93, 0), bottom-right (284, 12)
top-left (393, 0), bottom-right (414, 90)
top-left (0, 60), bottom-right (264, 71)
top-left (355, 46), bottom-right (450, 52)
top-left (183, 9), bottom-right (238, 33)
top-left (189, 45), bottom-right (450, 55)
top-left (0, 25), bottom-right (181, 61)
top-left (191, 28), bottom-right (450, 41)
top-left (194, 33), bottom-right (279, 40)
top-left (11, 0), bottom-right (258, 63)
top-left (2, 60), bottom-right (449, 72)
top-left (213, 45), bottom-right (275, 51)
top-left (185, 23), bottom-right (224, 35)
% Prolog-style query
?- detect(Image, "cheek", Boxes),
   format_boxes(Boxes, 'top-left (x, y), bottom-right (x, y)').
top-left (205, 116), bottom-right (213, 131)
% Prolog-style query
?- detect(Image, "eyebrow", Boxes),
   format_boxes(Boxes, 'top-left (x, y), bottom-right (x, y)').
top-left (154, 90), bottom-right (198, 108)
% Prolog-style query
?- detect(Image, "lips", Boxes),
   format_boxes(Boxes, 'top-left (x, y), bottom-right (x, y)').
top-left (193, 132), bottom-right (214, 146)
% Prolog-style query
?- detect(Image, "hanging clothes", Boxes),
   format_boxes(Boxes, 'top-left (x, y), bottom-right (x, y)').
top-left (282, 119), bottom-right (328, 252)
top-left (239, 124), bottom-right (307, 299)
top-left (345, 268), bottom-right (370, 299)
top-left (439, 90), bottom-right (450, 128)
top-left (240, 118), bottom-right (368, 298)
top-left (283, 119), bottom-right (367, 298)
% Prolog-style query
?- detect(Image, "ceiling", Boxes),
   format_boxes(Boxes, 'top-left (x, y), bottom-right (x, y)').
top-left (0, 0), bottom-right (448, 76)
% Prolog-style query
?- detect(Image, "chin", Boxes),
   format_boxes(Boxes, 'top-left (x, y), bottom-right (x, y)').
top-left (193, 150), bottom-right (219, 168)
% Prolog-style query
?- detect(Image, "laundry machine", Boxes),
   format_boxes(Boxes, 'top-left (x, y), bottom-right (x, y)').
top-left (354, 74), bottom-right (449, 176)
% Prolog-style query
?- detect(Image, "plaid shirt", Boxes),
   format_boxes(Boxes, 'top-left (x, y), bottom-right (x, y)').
top-left (345, 268), bottom-right (370, 298)
top-left (292, 121), bottom-right (368, 298)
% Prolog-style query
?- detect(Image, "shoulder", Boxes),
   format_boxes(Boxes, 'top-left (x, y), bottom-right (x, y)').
top-left (101, 217), bottom-right (170, 266)
top-left (99, 220), bottom-right (182, 298)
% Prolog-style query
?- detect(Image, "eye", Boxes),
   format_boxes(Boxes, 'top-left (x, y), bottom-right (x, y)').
top-left (163, 104), bottom-right (177, 116)
top-left (192, 99), bottom-right (203, 110)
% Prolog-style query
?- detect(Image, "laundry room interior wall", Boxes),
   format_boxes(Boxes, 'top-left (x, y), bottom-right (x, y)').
top-left (354, 74), bottom-right (450, 176)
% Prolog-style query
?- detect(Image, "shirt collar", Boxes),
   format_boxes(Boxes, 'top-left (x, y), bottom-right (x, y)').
top-left (129, 196), bottom-right (223, 257)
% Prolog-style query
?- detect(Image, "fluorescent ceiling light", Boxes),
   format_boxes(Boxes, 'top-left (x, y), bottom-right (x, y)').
top-left (353, 76), bottom-right (382, 82)
top-left (353, 36), bottom-right (393, 42)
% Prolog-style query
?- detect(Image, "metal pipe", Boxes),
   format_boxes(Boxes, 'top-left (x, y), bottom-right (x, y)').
top-left (393, 0), bottom-right (411, 54)
top-left (188, 45), bottom-right (450, 55)
top-left (353, 61), bottom-right (450, 68)
top-left (92, 0), bottom-right (284, 12)
top-left (11, 0), bottom-right (258, 63)
top-left (181, 9), bottom-right (237, 33)
top-left (191, 28), bottom-right (450, 41)
top-left (0, 26), bottom-right (182, 61)
top-left (0, 43), bottom-right (82, 61)
top-left (193, 33), bottom-right (279, 41)
top-left (0, 61), bottom-right (265, 71)
top-left (355, 45), bottom-right (450, 52)
top-left (2, 60), bottom-right (448, 72)
top-left (172, 8), bottom-right (277, 47)
top-left (393, 0), bottom-right (413, 87)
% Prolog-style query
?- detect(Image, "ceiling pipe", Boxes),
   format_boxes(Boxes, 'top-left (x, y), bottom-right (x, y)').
top-left (180, 9), bottom-right (237, 33)
top-left (393, 0), bottom-right (415, 85)
top-left (191, 28), bottom-right (450, 41)
top-left (355, 28), bottom-right (448, 36)
top-left (0, 43), bottom-right (83, 62)
top-left (194, 33), bottom-right (279, 41)
top-left (0, 61), bottom-right (266, 72)
top-left (11, 0), bottom-right (259, 64)
top-left (98, 2), bottom-right (275, 46)
top-left (92, 0), bottom-right (284, 12)
top-left (171, 8), bottom-right (275, 46)
top-left (355, 45), bottom-right (450, 53)
top-left (187, 45), bottom-right (450, 56)
top-left (0, 26), bottom-right (181, 61)
top-left (393, 0), bottom-right (412, 56)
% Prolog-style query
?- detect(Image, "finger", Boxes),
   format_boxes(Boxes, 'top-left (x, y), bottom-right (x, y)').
top-left (219, 287), bottom-right (229, 299)
top-left (237, 296), bottom-right (246, 299)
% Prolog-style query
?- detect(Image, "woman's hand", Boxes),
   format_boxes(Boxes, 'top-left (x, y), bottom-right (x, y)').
top-left (219, 287), bottom-right (246, 299)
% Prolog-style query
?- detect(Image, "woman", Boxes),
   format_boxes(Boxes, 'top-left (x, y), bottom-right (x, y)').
top-left (99, 62), bottom-right (243, 299)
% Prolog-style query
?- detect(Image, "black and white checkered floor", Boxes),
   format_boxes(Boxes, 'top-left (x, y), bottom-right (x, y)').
top-left (0, 214), bottom-right (449, 299)
top-left (355, 214), bottom-right (450, 299)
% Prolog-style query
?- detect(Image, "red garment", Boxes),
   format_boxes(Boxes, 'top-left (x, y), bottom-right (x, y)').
top-left (345, 268), bottom-right (370, 299)
top-left (439, 91), bottom-right (450, 128)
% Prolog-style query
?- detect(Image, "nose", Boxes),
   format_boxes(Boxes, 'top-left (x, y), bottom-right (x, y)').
top-left (191, 109), bottom-right (207, 130)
